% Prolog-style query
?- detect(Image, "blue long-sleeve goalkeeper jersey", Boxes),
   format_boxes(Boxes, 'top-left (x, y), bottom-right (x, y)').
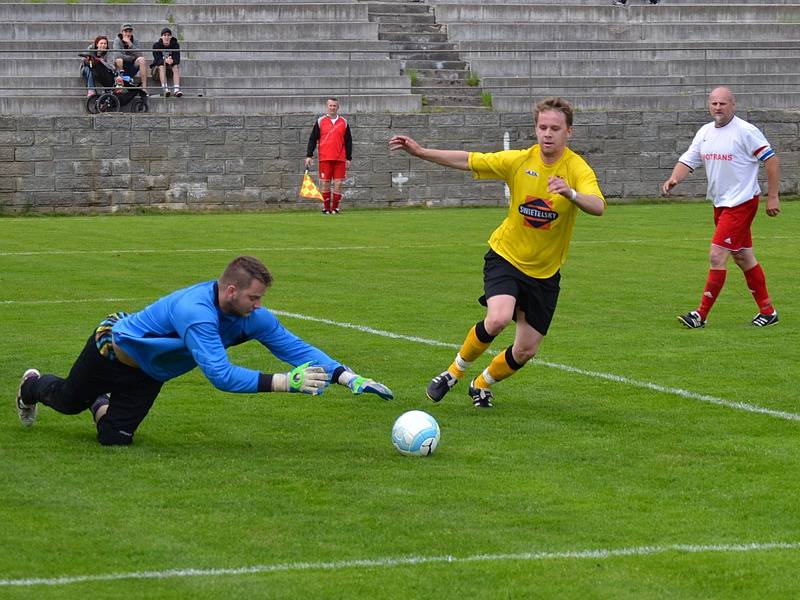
top-left (111, 280), bottom-right (341, 392)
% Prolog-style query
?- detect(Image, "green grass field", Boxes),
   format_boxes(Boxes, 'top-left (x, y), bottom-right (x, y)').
top-left (1, 203), bottom-right (799, 598)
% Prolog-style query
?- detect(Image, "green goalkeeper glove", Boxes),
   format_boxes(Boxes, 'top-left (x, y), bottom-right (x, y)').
top-left (272, 362), bottom-right (329, 395)
top-left (347, 375), bottom-right (394, 401)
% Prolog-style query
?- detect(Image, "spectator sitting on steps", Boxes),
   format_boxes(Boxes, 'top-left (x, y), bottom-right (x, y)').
top-left (151, 27), bottom-right (182, 98)
top-left (80, 35), bottom-right (111, 98)
top-left (112, 23), bottom-right (148, 95)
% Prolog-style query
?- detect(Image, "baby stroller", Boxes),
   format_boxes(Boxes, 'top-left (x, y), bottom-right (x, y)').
top-left (85, 57), bottom-right (148, 114)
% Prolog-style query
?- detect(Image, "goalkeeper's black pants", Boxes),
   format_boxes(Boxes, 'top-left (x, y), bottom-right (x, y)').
top-left (22, 334), bottom-right (163, 446)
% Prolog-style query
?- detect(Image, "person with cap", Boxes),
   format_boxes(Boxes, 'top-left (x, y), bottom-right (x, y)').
top-left (112, 23), bottom-right (148, 95)
top-left (151, 27), bottom-right (182, 97)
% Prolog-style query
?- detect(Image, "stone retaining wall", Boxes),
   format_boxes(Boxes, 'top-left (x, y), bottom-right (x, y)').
top-left (1, 110), bottom-right (797, 213)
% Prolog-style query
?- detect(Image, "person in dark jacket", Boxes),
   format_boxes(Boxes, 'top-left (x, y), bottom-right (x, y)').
top-left (151, 27), bottom-right (182, 97)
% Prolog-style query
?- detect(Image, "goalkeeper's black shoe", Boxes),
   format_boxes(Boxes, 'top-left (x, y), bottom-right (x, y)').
top-left (468, 380), bottom-right (494, 408)
top-left (426, 371), bottom-right (458, 402)
top-left (16, 368), bottom-right (40, 427)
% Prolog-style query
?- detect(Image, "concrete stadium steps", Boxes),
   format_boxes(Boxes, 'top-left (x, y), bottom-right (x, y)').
top-left (0, 23), bottom-right (380, 42)
top-left (0, 0), bottom-right (343, 3)
top-left (0, 75), bottom-right (412, 97)
top-left (426, 1), bottom-right (800, 110)
top-left (457, 44), bottom-right (800, 61)
top-left (0, 94), bottom-right (421, 115)
top-left (188, 76), bottom-right (412, 96)
top-left (445, 23), bottom-right (800, 43)
top-left (2, 3), bottom-right (370, 22)
top-left (482, 73), bottom-right (800, 96)
top-left (0, 58), bottom-right (405, 78)
top-left (1, 0), bottom-right (790, 3)
top-left (390, 47), bottom-right (461, 61)
top-left (4, 0), bottom-right (798, 115)
top-left (370, 13), bottom-right (435, 25)
top-left (410, 83), bottom-right (482, 98)
top-left (408, 67), bottom-right (468, 81)
top-left (426, 0), bottom-right (800, 4)
top-left (467, 57), bottom-right (800, 78)
top-left (493, 92), bottom-right (800, 112)
top-left (364, 0), bottom-right (482, 107)
top-left (456, 39), bottom-right (800, 53)
top-left (0, 0), bottom-right (423, 114)
top-left (433, 3), bottom-right (800, 23)
top-left (402, 60), bottom-right (467, 71)
top-left (0, 40), bottom-right (395, 60)
top-left (362, 1), bottom-right (430, 15)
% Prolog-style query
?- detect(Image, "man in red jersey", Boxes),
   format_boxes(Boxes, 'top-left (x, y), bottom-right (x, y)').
top-left (305, 98), bottom-right (353, 214)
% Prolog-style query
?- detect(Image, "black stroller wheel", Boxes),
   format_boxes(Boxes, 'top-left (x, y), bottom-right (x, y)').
top-left (131, 96), bottom-right (149, 113)
top-left (96, 92), bottom-right (120, 113)
top-left (86, 94), bottom-right (99, 114)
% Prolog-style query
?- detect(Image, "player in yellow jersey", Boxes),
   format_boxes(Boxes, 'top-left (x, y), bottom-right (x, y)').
top-left (389, 97), bottom-right (605, 407)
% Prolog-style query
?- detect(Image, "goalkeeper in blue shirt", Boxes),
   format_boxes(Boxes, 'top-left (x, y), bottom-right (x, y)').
top-left (15, 256), bottom-right (393, 446)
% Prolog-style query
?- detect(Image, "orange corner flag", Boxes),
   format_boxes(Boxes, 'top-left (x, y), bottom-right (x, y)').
top-left (300, 170), bottom-right (324, 201)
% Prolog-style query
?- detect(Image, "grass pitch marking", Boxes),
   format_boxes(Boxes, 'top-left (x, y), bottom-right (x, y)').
top-left (1, 541), bottom-right (798, 587)
top-left (0, 297), bottom-right (796, 423)
top-left (0, 232), bottom-right (795, 258)
top-left (0, 246), bottom-right (386, 257)
top-left (274, 310), bottom-right (800, 423)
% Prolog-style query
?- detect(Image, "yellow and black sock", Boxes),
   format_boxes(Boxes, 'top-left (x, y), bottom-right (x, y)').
top-left (447, 320), bottom-right (495, 379)
top-left (473, 346), bottom-right (526, 389)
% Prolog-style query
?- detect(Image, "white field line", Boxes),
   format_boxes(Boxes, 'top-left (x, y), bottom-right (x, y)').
top-left (0, 235), bottom-right (794, 257)
top-left (273, 310), bottom-right (800, 423)
top-left (1, 541), bottom-right (798, 587)
top-left (1, 298), bottom-right (797, 422)
top-left (0, 245), bottom-right (394, 257)
top-left (0, 297), bottom-right (147, 306)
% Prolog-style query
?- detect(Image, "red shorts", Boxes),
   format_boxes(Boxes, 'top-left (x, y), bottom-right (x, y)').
top-left (318, 160), bottom-right (346, 181)
top-left (711, 196), bottom-right (758, 251)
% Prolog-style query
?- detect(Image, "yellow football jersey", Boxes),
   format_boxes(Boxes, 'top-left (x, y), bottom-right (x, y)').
top-left (469, 145), bottom-right (604, 279)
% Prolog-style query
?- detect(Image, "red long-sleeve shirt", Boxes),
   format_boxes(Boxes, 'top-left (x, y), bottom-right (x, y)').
top-left (307, 115), bottom-right (352, 162)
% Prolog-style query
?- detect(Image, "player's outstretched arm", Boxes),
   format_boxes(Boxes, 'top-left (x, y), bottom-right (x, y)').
top-left (389, 135), bottom-right (469, 171)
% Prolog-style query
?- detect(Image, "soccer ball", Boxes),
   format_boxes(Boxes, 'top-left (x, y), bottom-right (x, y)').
top-left (391, 410), bottom-right (440, 456)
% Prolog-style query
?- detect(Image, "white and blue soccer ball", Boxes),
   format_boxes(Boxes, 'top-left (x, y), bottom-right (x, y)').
top-left (391, 410), bottom-right (440, 456)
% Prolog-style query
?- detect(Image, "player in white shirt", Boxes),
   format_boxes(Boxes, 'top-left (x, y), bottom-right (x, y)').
top-left (662, 87), bottom-right (781, 328)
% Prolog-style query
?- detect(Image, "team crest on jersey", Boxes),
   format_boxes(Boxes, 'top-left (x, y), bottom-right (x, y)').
top-left (519, 197), bottom-right (558, 229)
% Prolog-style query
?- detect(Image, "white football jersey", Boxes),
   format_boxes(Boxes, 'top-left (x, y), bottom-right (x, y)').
top-left (679, 115), bottom-right (775, 208)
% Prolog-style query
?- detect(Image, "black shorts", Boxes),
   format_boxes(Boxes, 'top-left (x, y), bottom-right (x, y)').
top-left (479, 249), bottom-right (560, 335)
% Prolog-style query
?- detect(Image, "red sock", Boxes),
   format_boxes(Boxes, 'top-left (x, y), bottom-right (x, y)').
top-left (332, 193), bottom-right (342, 211)
top-left (744, 263), bottom-right (774, 314)
top-left (697, 269), bottom-right (726, 320)
top-left (322, 191), bottom-right (331, 212)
